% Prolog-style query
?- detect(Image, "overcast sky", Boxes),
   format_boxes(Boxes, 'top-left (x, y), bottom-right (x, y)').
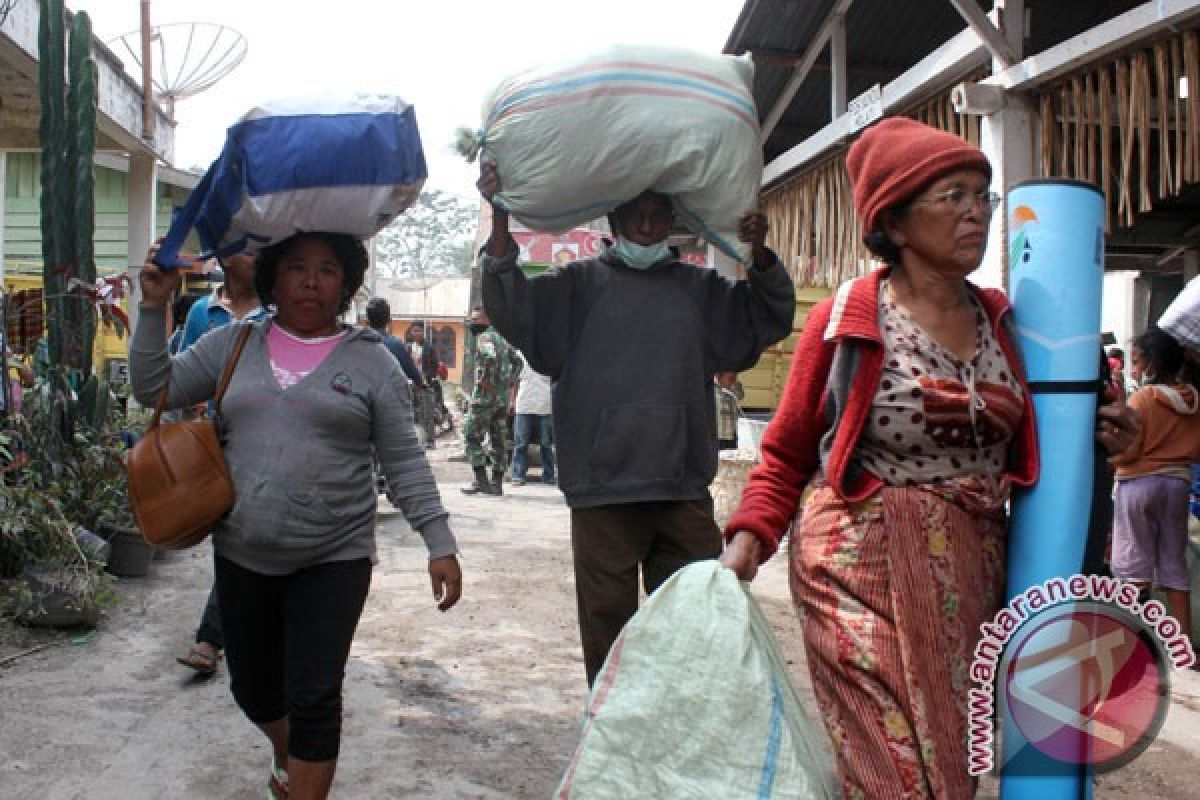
top-left (69, 0), bottom-right (744, 199)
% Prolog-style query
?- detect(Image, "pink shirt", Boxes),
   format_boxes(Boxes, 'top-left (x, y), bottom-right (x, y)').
top-left (266, 322), bottom-right (349, 389)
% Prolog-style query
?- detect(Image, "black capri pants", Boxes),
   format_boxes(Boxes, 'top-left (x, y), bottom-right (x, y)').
top-left (214, 555), bottom-right (372, 762)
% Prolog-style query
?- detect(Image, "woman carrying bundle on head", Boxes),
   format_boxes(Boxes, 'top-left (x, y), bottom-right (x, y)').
top-left (132, 232), bottom-right (462, 800)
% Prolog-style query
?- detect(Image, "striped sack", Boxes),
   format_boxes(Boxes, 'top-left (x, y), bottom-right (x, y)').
top-left (472, 45), bottom-right (761, 263)
top-left (555, 561), bottom-right (836, 800)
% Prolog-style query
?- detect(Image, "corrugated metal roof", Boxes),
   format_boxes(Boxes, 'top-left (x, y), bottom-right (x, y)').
top-left (726, 0), bottom-right (1145, 164)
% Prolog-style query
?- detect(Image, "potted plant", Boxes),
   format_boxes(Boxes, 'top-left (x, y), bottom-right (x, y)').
top-left (0, 477), bottom-right (113, 629)
top-left (22, 372), bottom-right (152, 577)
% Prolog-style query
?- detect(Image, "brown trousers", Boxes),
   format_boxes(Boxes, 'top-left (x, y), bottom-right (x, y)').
top-left (570, 498), bottom-right (723, 686)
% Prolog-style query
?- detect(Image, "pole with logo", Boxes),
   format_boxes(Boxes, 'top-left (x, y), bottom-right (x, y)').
top-left (1001, 179), bottom-right (1105, 798)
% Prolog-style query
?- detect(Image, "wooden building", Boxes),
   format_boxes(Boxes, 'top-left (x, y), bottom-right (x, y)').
top-left (726, 0), bottom-right (1200, 406)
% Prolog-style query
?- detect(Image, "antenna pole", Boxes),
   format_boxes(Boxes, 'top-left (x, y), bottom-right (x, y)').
top-left (139, 0), bottom-right (154, 142)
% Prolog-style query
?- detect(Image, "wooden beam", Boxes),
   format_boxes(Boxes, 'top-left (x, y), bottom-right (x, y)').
top-left (94, 151), bottom-right (200, 190)
top-left (1156, 246), bottom-right (1188, 267)
top-left (751, 51), bottom-right (905, 85)
top-left (749, 50), bottom-right (900, 72)
top-left (986, 0), bottom-right (1200, 90)
top-left (763, 26), bottom-right (989, 186)
top-left (762, 0), bottom-right (857, 141)
top-left (0, 129), bottom-right (42, 149)
top-left (1000, 0), bottom-right (1025, 57)
top-left (1108, 232), bottom-right (1200, 248)
top-left (0, 0), bottom-right (173, 158)
top-left (830, 14), bottom-right (848, 119)
top-left (0, 152), bottom-right (6, 283)
top-left (947, 0), bottom-right (1019, 68)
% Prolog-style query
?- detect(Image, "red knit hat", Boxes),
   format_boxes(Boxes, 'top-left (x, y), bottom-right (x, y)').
top-left (846, 117), bottom-right (992, 233)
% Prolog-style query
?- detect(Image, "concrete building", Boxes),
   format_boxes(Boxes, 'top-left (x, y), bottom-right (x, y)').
top-left (372, 277), bottom-right (471, 385)
top-left (0, 2), bottom-right (197, 379)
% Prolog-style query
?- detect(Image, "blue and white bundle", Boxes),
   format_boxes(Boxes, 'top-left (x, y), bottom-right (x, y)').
top-left (155, 93), bottom-right (427, 268)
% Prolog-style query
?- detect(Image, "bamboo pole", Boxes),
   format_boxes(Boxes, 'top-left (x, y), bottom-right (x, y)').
top-left (1085, 72), bottom-right (1097, 184)
top-left (1184, 31), bottom-right (1199, 184)
top-left (1065, 83), bottom-right (1075, 172)
top-left (1134, 52), bottom-right (1152, 213)
top-left (1040, 93), bottom-right (1055, 176)
top-left (1100, 65), bottom-right (1114, 232)
top-left (1116, 58), bottom-right (1134, 226)
top-left (1073, 77), bottom-right (1086, 179)
top-left (1173, 37), bottom-right (1186, 189)
top-left (1155, 42), bottom-right (1173, 197)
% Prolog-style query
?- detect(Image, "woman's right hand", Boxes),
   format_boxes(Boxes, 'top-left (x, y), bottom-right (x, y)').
top-left (719, 531), bottom-right (763, 582)
top-left (138, 241), bottom-right (180, 309)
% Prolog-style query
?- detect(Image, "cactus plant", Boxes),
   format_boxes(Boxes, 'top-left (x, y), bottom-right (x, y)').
top-left (67, 10), bottom-right (97, 376)
top-left (37, 0), bottom-right (98, 375)
top-left (37, 0), bottom-right (66, 367)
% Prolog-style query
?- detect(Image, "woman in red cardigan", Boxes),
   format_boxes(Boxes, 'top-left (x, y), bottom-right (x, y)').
top-left (721, 118), bottom-right (1139, 799)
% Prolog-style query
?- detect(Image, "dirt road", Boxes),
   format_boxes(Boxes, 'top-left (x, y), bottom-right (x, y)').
top-left (2, 450), bottom-right (1198, 798)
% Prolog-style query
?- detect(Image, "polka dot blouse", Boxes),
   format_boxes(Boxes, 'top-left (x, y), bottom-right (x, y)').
top-left (855, 281), bottom-right (1026, 487)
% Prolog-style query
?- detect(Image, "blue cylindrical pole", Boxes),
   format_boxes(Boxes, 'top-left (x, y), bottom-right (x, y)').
top-left (1001, 179), bottom-right (1105, 799)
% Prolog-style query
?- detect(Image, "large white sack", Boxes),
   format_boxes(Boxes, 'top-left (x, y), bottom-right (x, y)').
top-left (465, 45), bottom-right (762, 263)
top-left (1158, 274), bottom-right (1200, 349)
top-left (556, 561), bottom-right (836, 800)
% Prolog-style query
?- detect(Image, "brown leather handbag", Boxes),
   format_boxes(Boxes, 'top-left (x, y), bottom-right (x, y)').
top-left (126, 325), bottom-right (254, 550)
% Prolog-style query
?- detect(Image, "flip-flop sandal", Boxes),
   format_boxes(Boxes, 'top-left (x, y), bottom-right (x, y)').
top-left (268, 758), bottom-right (289, 800)
top-left (176, 645), bottom-right (219, 676)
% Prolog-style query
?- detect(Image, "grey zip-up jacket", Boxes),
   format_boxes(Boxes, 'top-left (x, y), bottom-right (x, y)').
top-left (130, 309), bottom-right (456, 574)
top-left (482, 241), bottom-right (795, 509)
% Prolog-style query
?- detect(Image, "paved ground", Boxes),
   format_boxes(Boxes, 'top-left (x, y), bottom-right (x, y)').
top-left (1, 445), bottom-right (1198, 798)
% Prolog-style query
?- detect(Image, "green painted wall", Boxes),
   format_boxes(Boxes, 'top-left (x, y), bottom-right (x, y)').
top-left (3, 152), bottom-right (193, 273)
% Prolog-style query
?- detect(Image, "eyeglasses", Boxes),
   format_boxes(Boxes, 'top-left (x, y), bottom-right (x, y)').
top-left (915, 187), bottom-right (1002, 216)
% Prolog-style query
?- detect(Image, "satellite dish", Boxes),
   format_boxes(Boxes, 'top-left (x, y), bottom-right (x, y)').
top-left (0, 1), bottom-right (17, 28)
top-left (389, 277), bottom-right (446, 292)
top-left (107, 22), bottom-right (247, 118)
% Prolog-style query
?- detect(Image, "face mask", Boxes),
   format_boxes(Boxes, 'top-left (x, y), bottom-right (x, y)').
top-left (611, 237), bottom-right (670, 270)
top-left (469, 323), bottom-right (488, 335)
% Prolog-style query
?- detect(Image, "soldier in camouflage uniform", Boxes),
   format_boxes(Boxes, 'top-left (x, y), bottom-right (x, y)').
top-left (461, 306), bottom-right (521, 495)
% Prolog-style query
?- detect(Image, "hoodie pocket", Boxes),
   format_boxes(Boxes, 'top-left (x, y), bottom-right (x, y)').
top-left (589, 404), bottom-right (686, 486)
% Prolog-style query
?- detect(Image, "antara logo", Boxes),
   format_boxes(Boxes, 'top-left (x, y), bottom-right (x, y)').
top-left (1009, 205), bottom-right (1038, 268)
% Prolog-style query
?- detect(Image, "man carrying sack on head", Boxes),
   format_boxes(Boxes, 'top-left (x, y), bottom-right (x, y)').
top-left (477, 163), bottom-right (794, 686)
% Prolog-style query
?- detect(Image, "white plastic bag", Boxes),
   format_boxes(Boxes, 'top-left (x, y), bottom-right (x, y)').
top-left (556, 561), bottom-right (836, 800)
top-left (462, 45), bottom-right (762, 262)
top-left (1158, 274), bottom-right (1200, 349)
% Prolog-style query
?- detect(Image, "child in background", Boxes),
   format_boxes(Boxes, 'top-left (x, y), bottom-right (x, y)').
top-left (1110, 328), bottom-right (1200, 656)
top-left (1107, 346), bottom-right (1128, 400)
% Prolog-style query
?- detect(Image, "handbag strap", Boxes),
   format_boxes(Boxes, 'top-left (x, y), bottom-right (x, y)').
top-left (149, 322), bottom-right (255, 430)
top-left (213, 323), bottom-right (255, 414)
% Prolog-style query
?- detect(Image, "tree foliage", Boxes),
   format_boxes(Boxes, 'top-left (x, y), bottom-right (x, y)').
top-left (374, 190), bottom-right (479, 283)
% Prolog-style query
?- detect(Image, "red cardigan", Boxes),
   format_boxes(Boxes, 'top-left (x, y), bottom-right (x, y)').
top-left (725, 267), bottom-right (1040, 562)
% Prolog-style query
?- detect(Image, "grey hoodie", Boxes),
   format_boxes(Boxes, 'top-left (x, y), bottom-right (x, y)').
top-left (482, 241), bottom-right (795, 509)
top-left (130, 309), bottom-right (456, 575)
